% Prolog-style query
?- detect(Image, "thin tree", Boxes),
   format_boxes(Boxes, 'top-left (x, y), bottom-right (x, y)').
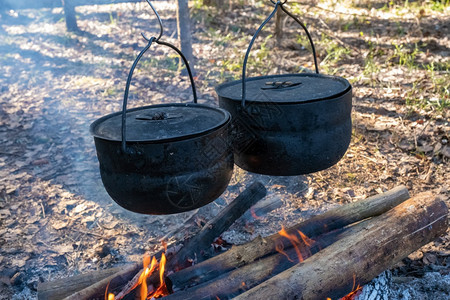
top-left (62, 0), bottom-right (79, 32)
top-left (176, 0), bottom-right (195, 74)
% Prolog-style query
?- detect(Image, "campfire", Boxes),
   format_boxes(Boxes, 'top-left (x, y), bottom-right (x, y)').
top-left (37, 185), bottom-right (448, 299)
top-left (29, 2), bottom-right (450, 299)
top-left (108, 252), bottom-right (170, 300)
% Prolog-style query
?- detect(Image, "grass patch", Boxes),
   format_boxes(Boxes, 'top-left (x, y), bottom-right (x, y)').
top-left (138, 55), bottom-right (179, 73)
top-left (405, 62), bottom-right (449, 111)
top-left (389, 42), bottom-right (422, 69)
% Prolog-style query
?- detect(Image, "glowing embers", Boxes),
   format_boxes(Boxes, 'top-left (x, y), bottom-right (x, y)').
top-left (276, 226), bottom-right (315, 263)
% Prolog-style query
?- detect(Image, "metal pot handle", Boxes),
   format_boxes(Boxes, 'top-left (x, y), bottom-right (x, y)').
top-left (241, 0), bottom-right (319, 108)
top-left (121, 0), bottom-right (197, 153)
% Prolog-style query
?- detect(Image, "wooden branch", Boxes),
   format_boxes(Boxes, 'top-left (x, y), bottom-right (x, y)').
top-left (240, 194), bottom-right (283, 221)
top-left (167, 181), bottom-right (267, 270)
top-left (167, 186), bottom-right (410, 290)
top-left (37, 265), bottom-right (130, 300)
top-left (234, 192), bottom-right (448, 300)
top-left (62, 264), bottom-right (139, 300)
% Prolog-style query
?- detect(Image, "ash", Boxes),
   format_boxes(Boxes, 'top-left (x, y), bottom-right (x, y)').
top-left (356, 271), bottom-right (450, 300)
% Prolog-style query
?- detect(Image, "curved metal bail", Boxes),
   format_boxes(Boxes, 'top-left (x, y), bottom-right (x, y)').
top-left (279, 3), bottom-right (319, 74)
top-left (241, 0), bottom-right (319, 109)
top-left (121, 37), bottom-right (156, 153)
top-left (120, 1), bottom-right (198, 154)
top-left (241, 2), bottom-right (279, 109)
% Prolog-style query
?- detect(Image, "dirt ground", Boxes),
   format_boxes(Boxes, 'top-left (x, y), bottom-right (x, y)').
top-left (0, 0), bottom-right (448, 299)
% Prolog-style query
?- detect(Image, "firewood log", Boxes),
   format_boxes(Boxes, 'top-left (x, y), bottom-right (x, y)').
top-left (164, 228), bottom-right (348, 299)
top-left (234, 192), bottom-right (448, 300)
top-left (168, 186), bottom-right (410, 290)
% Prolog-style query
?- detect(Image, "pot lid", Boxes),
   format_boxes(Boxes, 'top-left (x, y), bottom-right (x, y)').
top-left (216, 73), bottom-right (351, 104)
top-left (90, 103), bottom-right (230, 142)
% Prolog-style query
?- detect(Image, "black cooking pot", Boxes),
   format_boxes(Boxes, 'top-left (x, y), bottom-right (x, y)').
top-left (216, 1), bottom-right (352, 176)
top-left (90, 9), bottom-right (233, 214)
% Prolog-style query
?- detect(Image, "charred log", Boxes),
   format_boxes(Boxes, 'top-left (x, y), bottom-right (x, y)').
top-left (168, 185), bottom-right (410, 289)
top-left (234, 192), bottom-right (448, 300)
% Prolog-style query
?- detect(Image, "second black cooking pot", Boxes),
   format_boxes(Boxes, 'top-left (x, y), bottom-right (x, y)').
top-left (216, 1), bottom-right (352, 176)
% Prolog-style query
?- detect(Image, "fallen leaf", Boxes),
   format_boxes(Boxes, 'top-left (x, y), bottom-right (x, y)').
top-left (52, 220), bottom-right (70, 230)
top-left (52, 244), bottom-right (74, 254)
top-left (0, 209), bottom-right (11, 219)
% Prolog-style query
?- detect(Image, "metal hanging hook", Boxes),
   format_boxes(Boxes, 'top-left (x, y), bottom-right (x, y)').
top-left (143, 0), bottom-right (164, 42)
top-left (270, 0), bottom-right (287, 5)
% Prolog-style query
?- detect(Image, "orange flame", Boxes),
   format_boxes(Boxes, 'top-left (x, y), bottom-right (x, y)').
top-left (161, 240), bottom-right (168, 252)
top-left (150, 252), bottom-right (169, 298)
top-left (134, 253), bottom-right (170, 299)
top-left (341, 274), bottom-right (363, 300)
top-left (104, 251), bottom-right (170, 300)
top-left (278, 226), bottom-right (314, 263)
top-left (297, 230), bottom-right (314, 247)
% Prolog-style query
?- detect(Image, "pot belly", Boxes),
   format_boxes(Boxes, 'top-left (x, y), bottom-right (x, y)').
top-left (99, 154), bottom-right (233, 214)
top-left (234, 119), bottom-right (351, 175)
top-left (219, 90), bottom-right (352, 176)
top-left (93, 127), bottom-right (233, 214)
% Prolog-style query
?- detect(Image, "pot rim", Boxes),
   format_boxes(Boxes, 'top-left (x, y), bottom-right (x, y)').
top-left (216, 73), bottom-right (352, 105)
top-left (90, 103), bottom-right (231, 144)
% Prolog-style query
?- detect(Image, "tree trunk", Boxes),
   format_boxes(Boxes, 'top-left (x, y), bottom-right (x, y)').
top-left (62, 0), bottom-right (79, 32)
top-left (275, 5), bottom-right (284, 44)
top-left (176, 0), bottom-right (195, 74)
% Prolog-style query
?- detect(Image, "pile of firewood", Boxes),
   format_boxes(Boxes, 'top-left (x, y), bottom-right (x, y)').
top-left (37, 184), bottom-right (448, 300)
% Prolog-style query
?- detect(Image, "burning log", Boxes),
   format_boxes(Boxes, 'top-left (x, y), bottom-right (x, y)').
top-left (167, 185), bottom-right (410, 290)
top-left (163, 228), bottom-right (349, 299)
top-left (116, 181), bottom-right (267, 299)
top-left (37, 181), bottom-right (266, 300)
top-left (61, 264), bottom-right (139, 300)
top-left (234, 192), bottom-right (448, 300)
